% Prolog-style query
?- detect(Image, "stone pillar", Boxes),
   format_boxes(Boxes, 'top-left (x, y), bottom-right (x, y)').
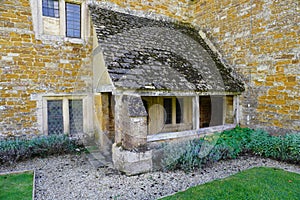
top-left (113, 95), bottom-right (127, 145)
top-left (124, 95), bottom-right (148, 149)
top-left (193, 95), bottom-right (200, 130)
top-left (114, 94), bottom-right (148, 149)
top-left (112, 94), bottom-right (151, 175)
top-left (234, 95), bottom-right (240, 125)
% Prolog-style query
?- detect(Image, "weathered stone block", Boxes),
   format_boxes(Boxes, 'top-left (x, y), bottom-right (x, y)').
top-left (112, 143), bottom-right (152, 175)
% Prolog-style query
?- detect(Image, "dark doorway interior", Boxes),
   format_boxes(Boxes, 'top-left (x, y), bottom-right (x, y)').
top-left (107, 93), bottom-right (115, 142)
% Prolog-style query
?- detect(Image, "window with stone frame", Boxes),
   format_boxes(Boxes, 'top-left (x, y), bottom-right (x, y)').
top-left (31, 0), bottom-right (89, 40)
top-left (42, 0), bottom-right (59, 18)
top-left (46, 98), bottom-right (83, 135)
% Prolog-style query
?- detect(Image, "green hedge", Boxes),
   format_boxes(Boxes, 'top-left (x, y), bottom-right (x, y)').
top-left (162, 126), bottom-right (300, 171)
top-left (0, 134), bottom-right (83, 165)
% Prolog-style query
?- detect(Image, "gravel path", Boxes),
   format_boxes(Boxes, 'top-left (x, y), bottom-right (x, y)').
top-left (0, 154), bottom-right (299, 200)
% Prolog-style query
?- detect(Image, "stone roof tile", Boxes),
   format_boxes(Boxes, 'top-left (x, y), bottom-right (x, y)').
top-left (89, 5), bottom-right (245, 93)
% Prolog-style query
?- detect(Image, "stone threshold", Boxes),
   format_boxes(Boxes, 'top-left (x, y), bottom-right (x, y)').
top-left (147, 124), bottom-right (236, 142)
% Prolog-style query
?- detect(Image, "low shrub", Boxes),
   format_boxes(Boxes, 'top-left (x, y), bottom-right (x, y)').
top-left (0, 134), bottom-right (82, 165)
top-left (162, 139), bottom-right (204, 171)
top-left (247, 130), bottom-right (300, 164)
top-left (281, 133), bottom-right (300, 163)
top-left (216, 126), bottom-right (253, 157)
top-left (162, 126), bottom-right (300, 172)
top-left (204, 143), bottom-right (235, 164)
top-left (162, 126), bottom-right (254, 172)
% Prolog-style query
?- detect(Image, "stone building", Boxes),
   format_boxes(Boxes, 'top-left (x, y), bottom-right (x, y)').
top-left (0, 0), bottom-right (299, 174)
top-left (1, 0), bottom-right (94, 138)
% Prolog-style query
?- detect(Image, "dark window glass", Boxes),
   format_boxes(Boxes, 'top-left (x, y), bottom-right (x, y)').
top-left (66, 3), bottom-right (81, 38)
top-left (69, 100), bottom-right (83, 135)
top-left (42, 0), bottom-right (59, 18)
top-left (47, 100), bottom-right (63, 134)
top-left (176, 98), bottom-right (183, 124)
top-left (164, 98), bottom-right (172, 124)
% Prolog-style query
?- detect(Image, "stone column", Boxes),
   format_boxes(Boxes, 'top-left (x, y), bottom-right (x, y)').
top-left (112, 94), bottom-right (152, 175)
top-left (123, 95), bottom-right (148, 149)
top-left (113, 94), bottom-right (148, 149)
top-left (113, 95), bottom-right (127, 145)
top-left (234, 95), bottom-right (240, 125)
top-left (193, 95), bottom-right (200, 130)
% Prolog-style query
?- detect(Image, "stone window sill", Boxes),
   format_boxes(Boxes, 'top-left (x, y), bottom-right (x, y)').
top-left (147, 124), bottom-right (236, 142)
top-left (36, 34), bottom-right (86, 44)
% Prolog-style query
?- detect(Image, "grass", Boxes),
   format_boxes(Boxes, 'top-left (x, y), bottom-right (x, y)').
top-left (161, 167), bottom-right (300, 200)
top-left (0, 171), bottom-right (34, 200)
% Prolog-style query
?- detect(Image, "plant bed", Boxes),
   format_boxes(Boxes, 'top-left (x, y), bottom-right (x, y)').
top-left (0, 134), bottom-right (84, 165)
top-left (161, 126), bottom-right (300, 172)
top-left (161, 167), bottom-right (300, 199)
top-left (0, 170), bottom-right (34, 200)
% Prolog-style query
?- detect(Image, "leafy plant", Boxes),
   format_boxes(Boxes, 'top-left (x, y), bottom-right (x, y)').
top-left (162, 126), bottom-right (254, 171)
top-left (162, 139), bottom-right (204, 171)
top-left (161, 127), bottom-right (300, 171)
top-left (247, 130), bottom-right (300, 164)
top-left (281, 133), bottom-right (300, 163)
top-left (0, 134), bottom-right (83, 165)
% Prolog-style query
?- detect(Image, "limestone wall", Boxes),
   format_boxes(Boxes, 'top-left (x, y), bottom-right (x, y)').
top-left (0, 0), bottom-right (93, 136)
top-left (1, 0), bottom-right (299, 137)
top-left (95, 0), bottom-right (193, 22)
top-left (191, 0), bottom-right (299, 132)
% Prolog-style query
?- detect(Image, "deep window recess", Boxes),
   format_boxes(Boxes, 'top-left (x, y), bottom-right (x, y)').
top-left (176, 98), bottom-right (184, 124)
top-left (47, 100), bottom-right (63, 134)
top-left (66, 3), bottom-right (81, 38)
top-left (69, 99), bottom-right (83, 135)
top-left (42, 0), bottom-right (59, 18)
top-left (164, 98), bottom-right (172, 124)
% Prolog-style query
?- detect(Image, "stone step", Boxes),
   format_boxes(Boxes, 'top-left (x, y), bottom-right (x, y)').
top-left (85, 145), bottom-right (113, 169)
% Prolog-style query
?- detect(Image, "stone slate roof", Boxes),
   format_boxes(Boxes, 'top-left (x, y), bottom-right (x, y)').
top-left (89, 5), bottom-right (244, 93)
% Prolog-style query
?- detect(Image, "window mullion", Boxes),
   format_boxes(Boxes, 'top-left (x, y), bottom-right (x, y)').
top-left (63, 98), bottom-right (69, 134)
top-left (59, 0), bottom-right (65, 36)
top-left (172, 98), bottom-right (176, 125)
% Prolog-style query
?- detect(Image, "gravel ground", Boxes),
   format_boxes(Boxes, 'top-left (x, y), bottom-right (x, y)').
top-left (0, 154), bottom-right (299, 200)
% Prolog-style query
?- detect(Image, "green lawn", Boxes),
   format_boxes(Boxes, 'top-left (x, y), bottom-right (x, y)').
top-left (161, 167), bottom-right (300, 200)
top-left (0, 171), bottom-right (34, 200)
